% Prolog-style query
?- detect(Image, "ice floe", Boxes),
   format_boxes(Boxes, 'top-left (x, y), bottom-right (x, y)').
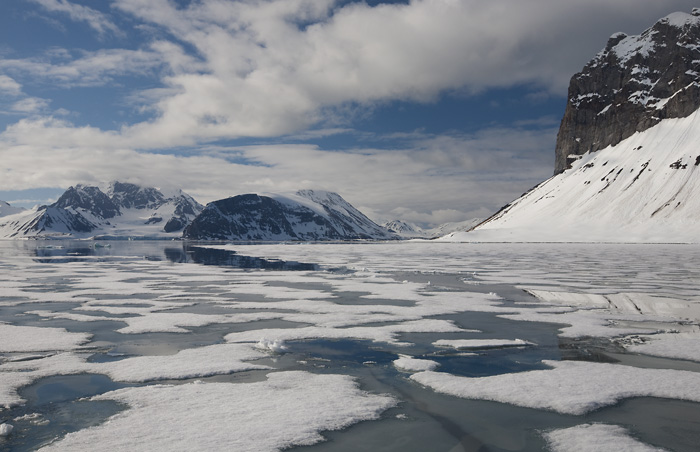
top-left (410, 360), bottom-right (700, 415)
top-left (0, 324), bottom-right (90, 353)
top-left (393, 355), bottom-right (439, 372)
top-left (39, 372), bottom-right (395, 451)
top-left (433, 339), bottom-right (534, 349)
top-left (543, 423), bottom-right (667, 452)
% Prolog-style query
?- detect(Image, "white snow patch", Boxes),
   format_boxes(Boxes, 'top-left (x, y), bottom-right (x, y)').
top-left (255, 338), bottom-right (289, 353)
top-left (0, 423), bottom-right (13, 436)
top-left (544, 423), bottom-right (668, 452)
top-left (392, 355), bottom-right (439, 372)
top-left (39, 372), bottom-right (396, 451)
top-left (410, 360), bottom-right (700, 415)
top-left (0, 324), bottom-right (90, 352)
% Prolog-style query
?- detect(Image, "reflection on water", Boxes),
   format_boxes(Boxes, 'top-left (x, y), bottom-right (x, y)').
top-left (22, 241), bottom-right (318, 270)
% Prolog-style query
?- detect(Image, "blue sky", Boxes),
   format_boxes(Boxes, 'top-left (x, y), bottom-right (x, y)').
top-left (1, 0), bottom-right (698, 226)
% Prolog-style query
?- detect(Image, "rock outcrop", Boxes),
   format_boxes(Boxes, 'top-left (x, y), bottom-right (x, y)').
top-left (184, 190), bottom-right (395, 241)
top-left (555, 10), bottom-right (700, 174)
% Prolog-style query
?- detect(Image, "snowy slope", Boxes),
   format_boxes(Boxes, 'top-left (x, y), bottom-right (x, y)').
top-left (0, 201), bottom-right (25, 218)
top-left (184, 190), bottom-right (396, 241)
top-left (384, 219), bottom-right (483, 239)
top-left (445, 110), bottom-right (700, 243)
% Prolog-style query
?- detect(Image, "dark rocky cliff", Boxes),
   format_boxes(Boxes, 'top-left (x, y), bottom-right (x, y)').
top-left (555, 9), bottom-right (700, 174)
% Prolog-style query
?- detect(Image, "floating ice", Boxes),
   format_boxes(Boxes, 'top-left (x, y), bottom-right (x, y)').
top-left (256, 338), bottom-right (288, 353)
top-left (411, 360), bottom-right (700, 415)
top-left (622, 332), bottom-right (700, 362)
top-left (0, 423), bottom-right (13, 436)
top-left (433, 339), bottom-right (534, 349)
top-left (0, 324), bottom-right (90, 353)
top-left (39, 372), bottom-right (396, 451)
top-left (393, 355), bottom-right (439, 372)
top-left (543, 423), bottom-right (667, 452)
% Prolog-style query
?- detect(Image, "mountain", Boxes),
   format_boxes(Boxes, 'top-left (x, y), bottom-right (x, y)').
top-left (0, 201), bottom-right (25, 218)
top-left (555, 9), bottom-right (700, 174)
top-left (0, 182), bottom-right (203, 239)
top-left (446, 10), bottom-right (700, 243)
top-left (384, 219), bottom-right (483, 239)
top-left (183, 190), bottom-right (396, 241)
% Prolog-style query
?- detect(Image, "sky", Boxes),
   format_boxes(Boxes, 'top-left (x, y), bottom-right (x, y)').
top-left (0, 0), bottom-right (698, 227)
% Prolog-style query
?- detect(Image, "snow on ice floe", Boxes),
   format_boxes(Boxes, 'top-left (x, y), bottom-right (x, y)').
top-left (410, 360), bottom-right (700, 415)
top-left (39, 371), bottom-right (396, 452)
top-left (0, 423), bottom-right (13, 436)
top-left (543, 423), bottom-right (668, 452)
top-left (621, 332), bottom-right (700, 362)
top-left (392, 355), bottom-right (439, 372)
top-left (433, 339), bottom-right (534, 350)
top-left (0, 324), bottom-right (90, 353)
top-left (526, 290), bottom-right (700, 319)
top-left (256, 339), bottom-right (288, 353)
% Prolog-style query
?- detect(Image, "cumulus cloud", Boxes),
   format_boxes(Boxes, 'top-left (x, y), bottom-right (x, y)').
top-left (0, 76), bottom-right (22, 96)
top-left (29, 0), bottom-right (123, 38)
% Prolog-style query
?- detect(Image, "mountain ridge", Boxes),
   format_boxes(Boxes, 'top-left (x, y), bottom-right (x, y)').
top-left (449, 9), bottom-right (700, 243)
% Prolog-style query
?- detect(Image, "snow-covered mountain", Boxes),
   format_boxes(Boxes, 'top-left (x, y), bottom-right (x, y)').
top-left (0, 182), bottom-right (203, 239)
top-left (0, 201), bottom-right (25, 218)
top-left (384, 219), bottom-right (483, 239)
top-left (445, 10), bottom-right (700, 243)
top-left (184, 190), bottom-right (396, 241)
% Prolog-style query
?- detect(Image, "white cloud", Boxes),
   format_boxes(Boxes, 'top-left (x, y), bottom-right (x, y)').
top-left (11, 97), bottom-right (50, 114)
top-left (29, 0), bottom-right (123, 38)
top-left (0, 48), bottom-right (162, 88)
top-left (0, 120), bottom-right (555, 226)
top-left (0, 75), bottom-right (22, 96)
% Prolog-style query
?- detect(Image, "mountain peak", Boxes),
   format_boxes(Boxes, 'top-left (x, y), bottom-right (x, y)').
top-left (53, 185), bottom-right (120, 219)
top-left (555, 9), bottom-right (700, 174)
top-left (108, 181), bottom-right (167, 210)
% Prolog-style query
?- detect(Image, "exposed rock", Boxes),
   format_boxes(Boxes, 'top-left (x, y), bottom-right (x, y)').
top-left (555, 11), bottom-right (700, 174)
top-left (184, 191), bottom-right (395, 241)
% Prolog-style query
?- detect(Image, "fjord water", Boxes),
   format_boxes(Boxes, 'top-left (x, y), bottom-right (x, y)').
top-left (1, 240), bottom-right (699, 451)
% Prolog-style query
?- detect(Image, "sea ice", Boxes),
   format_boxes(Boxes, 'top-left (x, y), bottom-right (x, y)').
top-left (543, 423), bottom-right (667, 452)
top-left (0, 324), bottom-right (91, 353)
top-left (410, 360), bottom-right (700, 415)
top-left (433, 339), bottom-right (534, 349)
top-left (39, 371), bottom-right (396, 451)
top-left (392, 355), bottom-right (439, 372)
top-left (0, 423), bottom-right (13, 436)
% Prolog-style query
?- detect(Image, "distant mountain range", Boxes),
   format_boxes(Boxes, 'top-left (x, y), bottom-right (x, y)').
top-left (0, 185), bottom-right (404, 241)
top-left (445, 10), bottom-right (700, 243)
top-left (0, 182), bottom-right (203, 239)
top-left (383, 219), bottom-right (482, 239)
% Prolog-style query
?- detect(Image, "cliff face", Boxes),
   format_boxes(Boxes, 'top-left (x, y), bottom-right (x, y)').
top-left (555, 10), bottom-right (700, 174)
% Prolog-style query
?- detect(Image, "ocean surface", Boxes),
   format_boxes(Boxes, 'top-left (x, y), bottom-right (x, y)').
top-left (0, 240), bottom-right (699, 451)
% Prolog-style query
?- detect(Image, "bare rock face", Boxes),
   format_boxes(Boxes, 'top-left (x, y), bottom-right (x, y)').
top-left (555, 10), bottom-right (700, 174)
